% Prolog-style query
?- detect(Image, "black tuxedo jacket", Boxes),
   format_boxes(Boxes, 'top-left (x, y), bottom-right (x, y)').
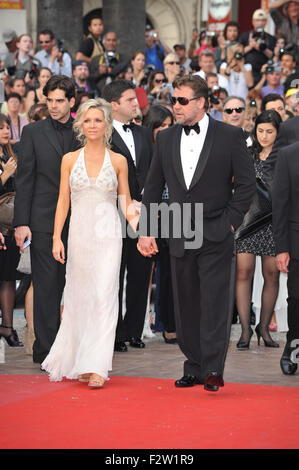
top-left (140, 116), bottom-right (256, 257)
top-left (110, 124), bottom-right (153, 201)
top-left (13, 116), bottom-right (80, 233)
top-left (272, 141), bottom-right (299, 260)
top-left (263, 116), bottom-right (299, 192)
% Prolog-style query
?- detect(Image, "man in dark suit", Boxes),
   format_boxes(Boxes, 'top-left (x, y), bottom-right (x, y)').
top-left (272, 142), bottom-right (299, 375)
top-left (263, 113), bottom-right (299, 191)
top-left (14, 75), bottom-right (80, 364)
top-left (102, 79), bottom-right (153, 352)
top-left (138, 75), bottom-right (255, 391)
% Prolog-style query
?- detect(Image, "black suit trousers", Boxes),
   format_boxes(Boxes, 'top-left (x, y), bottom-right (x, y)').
top-left (30, 228), bottom-right (68, 363)
top-left (116, 236), bottom-right (152, 341)
top-left (286, 258), bottom-right (299, 343)
top-left (170, 232), bottom-right (236, 380)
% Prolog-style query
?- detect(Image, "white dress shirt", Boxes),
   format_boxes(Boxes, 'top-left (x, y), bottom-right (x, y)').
top-left (180, 113), bottom-right (209, 189)
top-left (34, 49), bottom-right (72, 77)
top-left (113, 119), bottom-right (136, 165)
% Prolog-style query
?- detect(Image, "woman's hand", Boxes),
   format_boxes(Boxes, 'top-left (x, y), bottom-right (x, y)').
top-left (2, 157), bottom-right (17, 179)
top-left (52, 237), bottom-right (65, 264)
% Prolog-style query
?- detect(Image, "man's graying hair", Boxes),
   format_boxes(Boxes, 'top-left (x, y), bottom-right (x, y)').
top-left (223, 95), bottom-right (246, 109)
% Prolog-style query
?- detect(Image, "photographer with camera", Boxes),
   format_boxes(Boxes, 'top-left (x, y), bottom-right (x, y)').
top-left (145, 26), bottom-right (172, 71)
top-left (206, 72), bottom-right (224, 121)
top-left (220, 43), bottom-right (254, 100)
top-left (270, 0), bottom-right (299, 64)
top-left (34, 29), bottom-right (72, 78)
top-left (240, 9), bottom-right (277, 85)
top-left (254, 61), bottom-right (284, 97)
top-left (89, 31), bottom-right (122, 96)
top-left (72, 60), bottom-right (96, 97)
top-left (215, 21), bottom-right (240, 71)
top-left (4, 34), bottom-right (41, 85)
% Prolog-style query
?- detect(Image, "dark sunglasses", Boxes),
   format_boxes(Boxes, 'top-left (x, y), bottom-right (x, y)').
top-left (170, 96), bottom-right (199, 106)
top-left (224, 107), bottom-right (245, 114)
top-left (167, 61), bottom-right (180, 65)
top-left (154, 78), bottom-right (166, 83)
top-left (40, 40), bottom-right (51, 44)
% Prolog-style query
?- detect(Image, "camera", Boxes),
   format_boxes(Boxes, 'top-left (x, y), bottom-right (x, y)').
top-left (57, 39), bottom-right (65, 53)
top-left (208, 86), bottom-right (220, 105)
top-left (265, 60), bottom-right (274, 74)
top-left (253, 27), bottom-right (264, 40)
top-left (150, 31), bottom-right (158, 39)
top-left (234, 52), bottom-right (243, 61)
top-left (106, 51), bottom-right (118, 68)
top-left (29, 59), bottom-right (40, 80)
top-left (249, 99), bottom-right (257, 107)
top-left (5, 65), bottom-right (16, 77)
top-left (144, 64), bottom-right (155, 82)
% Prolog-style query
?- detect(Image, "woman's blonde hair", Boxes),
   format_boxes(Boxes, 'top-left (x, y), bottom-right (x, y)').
top-left (73, 98), bottom-right (113, 148)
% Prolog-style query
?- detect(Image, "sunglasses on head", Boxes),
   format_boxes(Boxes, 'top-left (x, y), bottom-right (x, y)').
top-left (167, 61), bottom-right (180, 65)
top-left (224, 107), bottom-right (245, 114)
top-left (170, 96), bottom-right (199, 106)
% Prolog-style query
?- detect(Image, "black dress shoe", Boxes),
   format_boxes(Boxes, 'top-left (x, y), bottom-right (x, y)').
top-left (204, 372), bottom-right (224, 392)
top-left (280, 344), bottom-right (298, 375)
top-left (128, 337), bottom-right (145, 349)
top-left (174, 375), bottom-right (203, 388)
top-left (114, 341), bottom-right (128, 352)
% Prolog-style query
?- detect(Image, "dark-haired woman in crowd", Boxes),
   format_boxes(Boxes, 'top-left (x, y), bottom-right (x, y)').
top-left (146, 69), bottom-right (169, 105)
top-left (143, 104), bottom-right (177, 343)
top-left (235, 109), bottom-right (282, 350)
top-left (0, 114), bottom-right (23, 347)
top-left (26, 67), bottom-right (52, 109)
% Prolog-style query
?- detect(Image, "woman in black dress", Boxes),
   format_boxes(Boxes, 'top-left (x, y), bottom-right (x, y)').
top-left (0, 113), bottom-right (23, 347)
top-left (235, 110), bottom-right (282, 350)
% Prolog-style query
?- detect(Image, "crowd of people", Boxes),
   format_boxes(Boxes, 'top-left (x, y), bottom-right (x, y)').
top-left (1, 2), bottom-right (299, 388)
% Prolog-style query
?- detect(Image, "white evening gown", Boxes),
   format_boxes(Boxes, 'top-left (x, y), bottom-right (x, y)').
top-left (42, 148), bottom-right (122, 381)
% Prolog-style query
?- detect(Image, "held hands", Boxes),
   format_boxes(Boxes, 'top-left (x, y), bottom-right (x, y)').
top-left (276, 252), bottom-right (290, 274)
top-left (52, 237), bottom-right (65, 264)
top-left (137, 236), bottom-right (159, 258)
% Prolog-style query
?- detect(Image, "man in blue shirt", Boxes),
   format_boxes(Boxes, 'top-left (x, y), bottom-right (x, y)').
top-left (145, 27), bottom-right (172, 70)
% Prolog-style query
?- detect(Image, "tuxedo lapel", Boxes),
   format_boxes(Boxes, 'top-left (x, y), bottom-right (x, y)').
top-left (189, 116), bottom-right (216, 190)
top-left (112, 128), bottom-right (131, 158)
top-left (172, 125), bottom-right (188, 191)
top-left (42, 117), bottom-right (63, 156)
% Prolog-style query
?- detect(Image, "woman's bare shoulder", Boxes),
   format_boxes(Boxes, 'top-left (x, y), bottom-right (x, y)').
top-left (109, 150), bottom-right (127, 167)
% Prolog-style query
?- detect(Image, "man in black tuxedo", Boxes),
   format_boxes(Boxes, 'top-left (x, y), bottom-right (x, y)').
top-left (138, 75), bottom-right (255, 391)
top-left (14, 75), bottom-right (80, 364)
top-left (272, 141), bottom-right (299, 376)
top-left (102, 80), bottom-right (153, 352)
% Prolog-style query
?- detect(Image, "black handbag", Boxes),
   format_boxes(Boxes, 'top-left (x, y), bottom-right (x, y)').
top-left (235, 177), bottom-right (272, 241)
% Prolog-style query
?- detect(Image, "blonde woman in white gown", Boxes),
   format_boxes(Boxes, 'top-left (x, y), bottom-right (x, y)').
top-left (42, 99), bottom-right (138, 388)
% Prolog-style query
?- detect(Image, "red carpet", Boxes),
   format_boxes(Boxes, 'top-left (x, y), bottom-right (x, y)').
top-left (0, 375), bottom-right (298, 449)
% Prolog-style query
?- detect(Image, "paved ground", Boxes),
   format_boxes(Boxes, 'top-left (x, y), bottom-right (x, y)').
top-left (1, 309), bottom-right (298, 387)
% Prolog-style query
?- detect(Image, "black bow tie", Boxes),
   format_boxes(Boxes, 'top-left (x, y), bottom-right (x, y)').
top-left (123, 122), bottom-right (135, 132)
top-left (183, 123), bottom-right (200, 135)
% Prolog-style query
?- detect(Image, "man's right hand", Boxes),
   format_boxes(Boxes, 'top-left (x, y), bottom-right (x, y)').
top-left (15, 226), bottom-right (32, 253)
top-left (276, 252), bottom-right (290, 274)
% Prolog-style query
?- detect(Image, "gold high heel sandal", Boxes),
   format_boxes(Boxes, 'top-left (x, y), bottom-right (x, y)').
top-left (88, 373), bottom-right (105, 388)
top-left (78, 373), bottom-right (91, 383)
